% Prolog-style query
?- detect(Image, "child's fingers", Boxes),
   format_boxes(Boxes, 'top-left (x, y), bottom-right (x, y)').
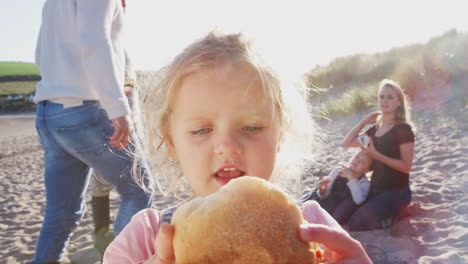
top-left (154, 223), bottom-right (175, 264)
top-left (302, 200), bottom-right (342, 229)
top-left (299, 223), bottom-right (349, 250)
top-left (299, 223), bottom-right (371, 264)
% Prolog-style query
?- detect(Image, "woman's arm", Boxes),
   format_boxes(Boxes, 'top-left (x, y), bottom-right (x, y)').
top-left (363, 141), bottom-right (414, 174)
top-left (341, 112), bottom-right (380, 148)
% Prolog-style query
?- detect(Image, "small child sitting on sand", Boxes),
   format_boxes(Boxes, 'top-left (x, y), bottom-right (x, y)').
top-left (303, 150), bottom-right (373, 225)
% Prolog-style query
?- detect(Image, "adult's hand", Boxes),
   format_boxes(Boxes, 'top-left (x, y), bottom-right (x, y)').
top-left (342, 111), bottom-right (381, 148)
top-left (361, 134), bottom-right (414, 174)
top-left (361, 111), bottom-right (381, 125)
top-left (144, 223), bottom-right (176, 264)
top-left (109, 116), bottom-right (131, 150)
top-left (360, 138), bottom-right (378, 158)
top-left (300, 201), bottom-right (372, 264)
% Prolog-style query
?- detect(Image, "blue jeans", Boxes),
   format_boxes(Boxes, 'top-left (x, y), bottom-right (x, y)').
top-left (33, 101), bottom-right (152, 263)
top-left (347, 186), bottom-right (411, 231)
top-left (331, 198), bottom-right (360, 225)
top-left (302, 189), bottom-right (361, 225)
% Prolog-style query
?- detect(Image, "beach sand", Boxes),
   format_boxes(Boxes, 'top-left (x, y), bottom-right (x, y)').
top-left (0, 99), bottom-right (466, 263)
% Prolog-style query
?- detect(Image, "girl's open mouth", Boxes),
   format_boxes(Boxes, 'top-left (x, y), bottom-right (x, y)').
top-left (214, 167), bottom-right (246, 185)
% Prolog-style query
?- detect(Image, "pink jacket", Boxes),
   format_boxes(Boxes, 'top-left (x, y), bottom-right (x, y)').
top-left (103, 202), bottom-right (326, 263)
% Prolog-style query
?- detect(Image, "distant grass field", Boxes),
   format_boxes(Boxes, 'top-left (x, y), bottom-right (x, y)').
top-left (0, 62), bottom-right (39, 77)
top-left (0, 81), bottom-right (37, 95)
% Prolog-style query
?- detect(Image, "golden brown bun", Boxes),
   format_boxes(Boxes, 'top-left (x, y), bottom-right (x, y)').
top-left (171, 176), bottom-right (319, 264)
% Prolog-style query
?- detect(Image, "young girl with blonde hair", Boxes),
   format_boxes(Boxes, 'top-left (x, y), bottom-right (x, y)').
top-left (341, 79), bottom-right (415, 231)
top-left (104, 31), bottom-right (371, 263)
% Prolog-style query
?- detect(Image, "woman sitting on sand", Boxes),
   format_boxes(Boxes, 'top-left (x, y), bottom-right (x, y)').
top-left (341, 79), bottom-right (415, 231)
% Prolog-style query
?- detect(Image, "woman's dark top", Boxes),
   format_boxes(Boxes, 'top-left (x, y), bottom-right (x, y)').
top-left (366, 123), bottom-right (415, 196)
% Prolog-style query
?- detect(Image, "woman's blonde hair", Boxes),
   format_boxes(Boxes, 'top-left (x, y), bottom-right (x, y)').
top-left (132, 31), bottom-right (323, 199)
top-left (377, 79), bottom-right (414, 129)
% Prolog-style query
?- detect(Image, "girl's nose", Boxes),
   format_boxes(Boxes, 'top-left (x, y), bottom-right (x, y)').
top-left (215, 133), bottom-right (242, 157)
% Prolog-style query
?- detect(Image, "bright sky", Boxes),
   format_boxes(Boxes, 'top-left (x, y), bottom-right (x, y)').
top-left (1, 0), bottom-right (467, 74)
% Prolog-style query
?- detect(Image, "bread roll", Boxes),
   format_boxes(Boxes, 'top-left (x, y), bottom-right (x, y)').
top-left (171, 176), bottom-right (320, 264)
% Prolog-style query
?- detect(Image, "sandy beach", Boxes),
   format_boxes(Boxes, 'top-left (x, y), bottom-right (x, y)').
top-left (0, 96), bottom-right (467, 263)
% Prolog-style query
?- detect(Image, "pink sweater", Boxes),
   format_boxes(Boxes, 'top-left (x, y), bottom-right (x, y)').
top-left (103, 202), bottom-right (332, 263)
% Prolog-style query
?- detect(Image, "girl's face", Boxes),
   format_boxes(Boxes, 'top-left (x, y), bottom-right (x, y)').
top-left (349, 152), bottom-right (372, 175)
top-left (378, 85), bottom-right (402, 114)
top-left (167, 63), bottom-right (282, 197)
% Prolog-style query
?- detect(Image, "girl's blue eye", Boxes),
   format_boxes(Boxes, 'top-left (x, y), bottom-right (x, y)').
top-left (191, 128), bottom-right (212, 135)
top-left (242, 126), bottom-right (262, 132)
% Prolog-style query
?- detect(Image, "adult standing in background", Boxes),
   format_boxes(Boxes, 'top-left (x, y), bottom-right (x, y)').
top-left (341, 79), bottom-right (415, 231)
top-left (33, 0), bottom-right (152, 263)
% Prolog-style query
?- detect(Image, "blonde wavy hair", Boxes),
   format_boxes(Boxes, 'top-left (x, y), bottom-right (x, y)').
top-left (132, 31), bottom-right (323, 199)
top-left (376, 79), bottom-right (415, 129)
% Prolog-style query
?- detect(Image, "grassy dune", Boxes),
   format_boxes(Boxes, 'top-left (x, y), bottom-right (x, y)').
top-left (307, 29), bottom-right (468, 116)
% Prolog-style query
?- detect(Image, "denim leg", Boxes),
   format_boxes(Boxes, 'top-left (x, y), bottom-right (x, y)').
top-left (65, 103), bottom-right (151, 233)
top-left (34, 103), bottom-right (93, 263)
top-left (71, 106), bottom-right (152, 234)
top-left (332, 199), bottom-right (360, 225)
top-left (34, 101), bottom-right (152, 262)
top-left (87, 145), bottom-right (152, 233)
top-left (347, 187), bottom-right (411, 231)
top-left (114, 192), bottom-right (153, 232)
top-left (49, 102), bottom-right (152, 233)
